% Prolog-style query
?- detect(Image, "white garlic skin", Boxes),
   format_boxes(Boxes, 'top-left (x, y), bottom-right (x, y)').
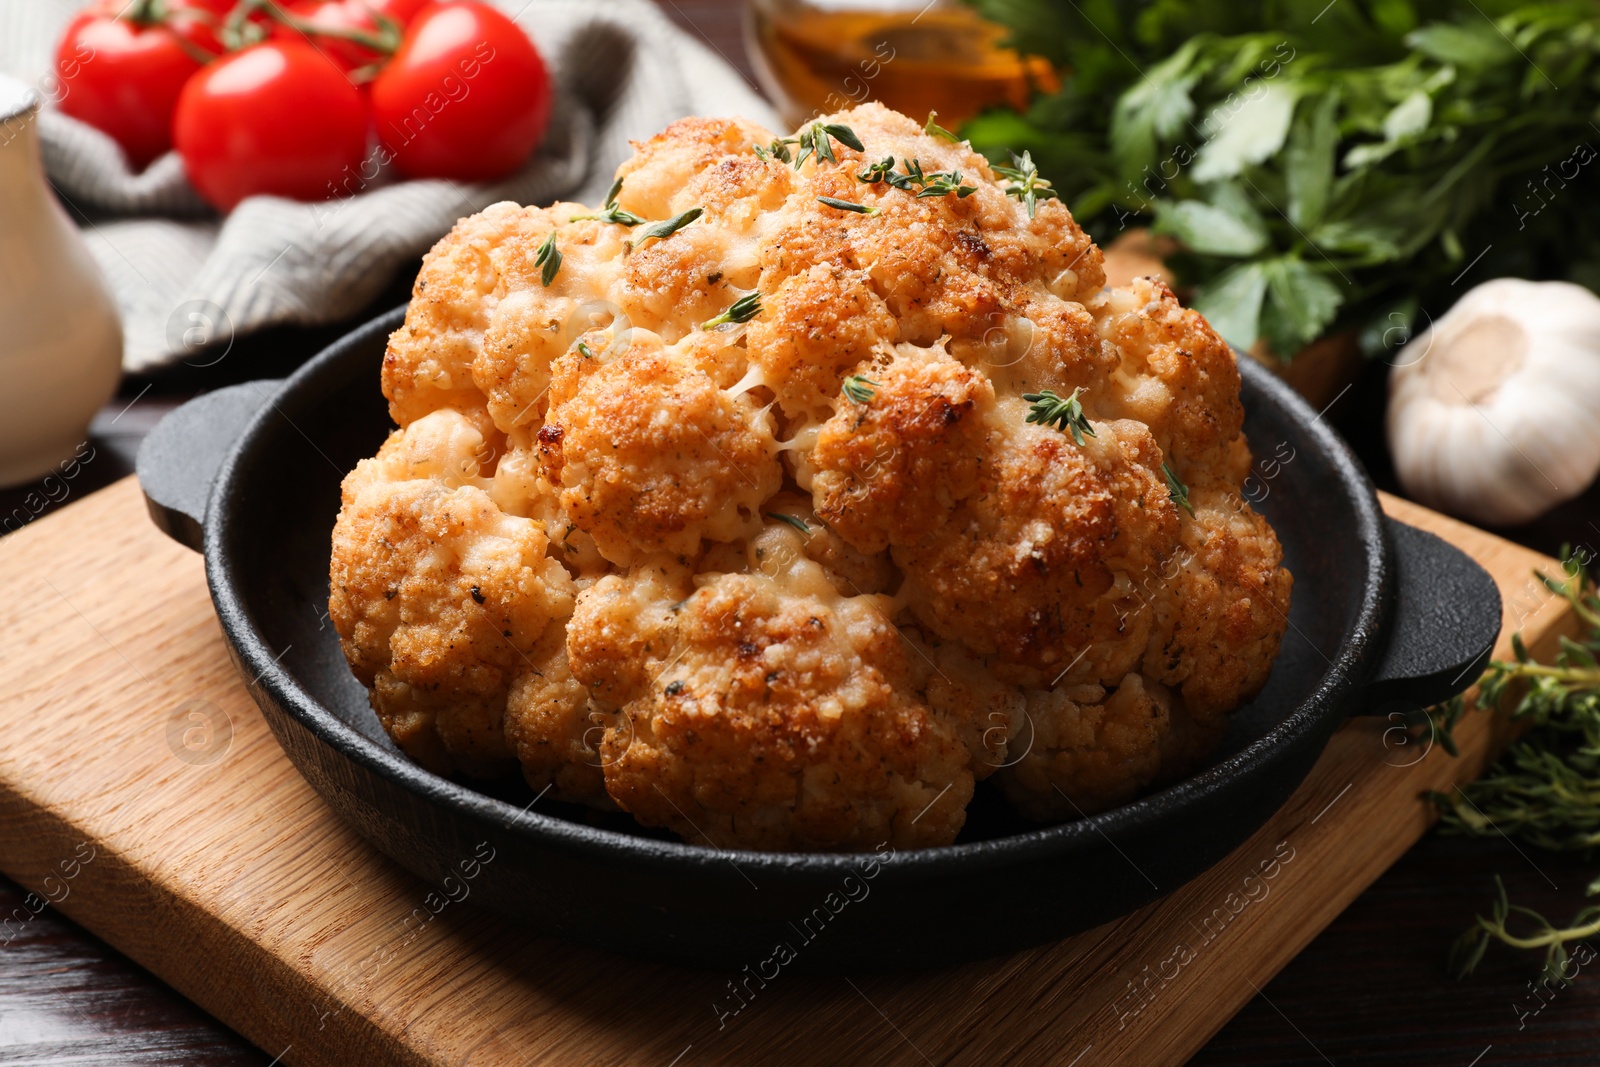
top-left (1387, 278), bottom-right (1600, 526)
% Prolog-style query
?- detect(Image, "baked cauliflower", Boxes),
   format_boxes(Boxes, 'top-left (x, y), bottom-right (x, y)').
top-left (330, 103), bottom-right (1292, 851)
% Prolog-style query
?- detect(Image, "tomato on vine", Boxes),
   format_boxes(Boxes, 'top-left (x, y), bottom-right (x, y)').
top-left (173, 40), bottom-right (369, 210)
top-left (269, 1), bottom-right (403, 74)
top-left (370, 1), bottom-right (552, 181)
top-left (54, 0), bottom-right (231, 169)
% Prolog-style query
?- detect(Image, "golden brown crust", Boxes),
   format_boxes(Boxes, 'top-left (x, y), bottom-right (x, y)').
top-left (329, 411), bottom-right (576, 780)
top-left (334, 103), bottom-right (1292, 849)
top-left (567, 556), bottom-right (972, 850)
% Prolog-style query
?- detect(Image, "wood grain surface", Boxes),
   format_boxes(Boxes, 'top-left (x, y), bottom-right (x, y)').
top-left (0, 476), bottom-right (1576, 1067)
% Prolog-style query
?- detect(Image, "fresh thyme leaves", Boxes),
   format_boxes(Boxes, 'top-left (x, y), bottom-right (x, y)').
top-left (924, 111), bottom-right (962, 143)
top-left (755, 122), bottom-right (864, 169)
top-left (570, 176), bottom-right (645, 226)
top-left (636, 207), bottom-right (703, 243)
top-left (534, 231), bottom-right (561, 287)
top-left (577, 341), bottom-right (595, 358)
top-left (703, 291), bottom-right (762, 329)
top-left (842, 375), bottom-right (879, 404)
top-left (1162, 461), bottom-right (1193, 516)
top-left (1429, 549), bottom-right (1600, 980)
top-left (993, 151), bottom-right (1057, 218)
top-left (1449, 875), bottom-right (1600, 985)
top-left (856, 156), bottom-right (976, 199)
top-left (752, 138), bottom-right (793, 164)
top-left (1023, 388), bottom-right (1095, 446)
top-left (818, 196), bottom-right (878, 215)
top-left (857, 156), bottom-right (904, 187)
top-left (806, 121), bottom-right (864, 162)
top-left (766, 512), bottom-right (811, 534)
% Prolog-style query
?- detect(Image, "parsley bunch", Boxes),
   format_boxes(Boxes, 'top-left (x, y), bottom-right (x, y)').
top-left (961, 0), bottom-right (1600, 360)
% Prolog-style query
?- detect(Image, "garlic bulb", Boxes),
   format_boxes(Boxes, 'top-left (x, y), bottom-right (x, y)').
top-left (1387, 278), bottom-right (1600, 526)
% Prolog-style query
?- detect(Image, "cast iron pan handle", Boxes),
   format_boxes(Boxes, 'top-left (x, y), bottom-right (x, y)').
top-left (1359, 515), bottom-right (1502, 710)
top-left (138, 380), bottom-right (283, 552)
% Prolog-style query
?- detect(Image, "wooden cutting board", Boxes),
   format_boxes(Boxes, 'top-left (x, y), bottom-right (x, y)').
top-left (0, 477), bottom-right (1578, 1067)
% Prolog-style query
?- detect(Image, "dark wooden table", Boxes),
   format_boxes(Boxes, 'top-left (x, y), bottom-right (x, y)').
top-left (6, 2), bottom-right (1600, 1064)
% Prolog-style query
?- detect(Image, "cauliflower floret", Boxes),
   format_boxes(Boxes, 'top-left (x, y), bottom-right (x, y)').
top-left (503, 623), bottom-right (611, 807)
top-left (745, 264), bottom-right (899, 419)
top-left (805, 344), bottom-right (1180, 675)
top-left (804, 341), bottom-right (994, 552)
top-left (1091, 277), bottom-right (1246, 479)
top-left (537, 336), bottom-right (782, 565)
top-left (330, 409), bottom-right (577, 778)
top-left (568, 533), bottom-right (972, 850)
top-left (1142, 483), bottom-right (1294, 725)
top-left (998, 673), bottom-right (1174, 819)
top-left (335, 102), bottom-right (1292, 850)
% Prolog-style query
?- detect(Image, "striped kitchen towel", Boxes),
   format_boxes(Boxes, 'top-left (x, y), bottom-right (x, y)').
top-left (0, 0), bottom-right (777, 371)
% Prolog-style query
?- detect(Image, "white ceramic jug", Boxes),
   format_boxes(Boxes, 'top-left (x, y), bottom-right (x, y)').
top-left (0, 74), bottom-right (122, 488)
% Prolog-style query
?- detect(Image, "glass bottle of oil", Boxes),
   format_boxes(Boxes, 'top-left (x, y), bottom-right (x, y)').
top-left (745, 0), bottom-right (1058, 131)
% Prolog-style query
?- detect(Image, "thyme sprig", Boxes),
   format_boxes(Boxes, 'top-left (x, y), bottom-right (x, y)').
top-left (818, 196), bottom-right (878, 216)
top-left (534, 231), bottom-right (561, 287)
top-left (1428, 550), bottom-right (1600, 980)
top-left (842, 375), bottom-right (878, 404)
top-left (636, 207), bottom-right (703, 243)
top-left (993, 150), bottom-right (1058, 218)
top-left (570, 177), bottom-right (645, 226)
top-left (924, 111), bottom-right (963, 143)
top-left (1023, 388), bottom-right (1095, 446)
top-left (766, 512), bottom-right (811, 534)
top-left (703, 292), bottom-right (762, 330)
top-left (1162, 461), bottom-right (1193, 516)
top-left (754, 122), bottom-right (864, 169)
top-left (856, 156), bottom-right (976, 199)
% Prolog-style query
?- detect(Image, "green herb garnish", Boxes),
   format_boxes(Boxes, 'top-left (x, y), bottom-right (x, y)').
top-left (636, 207), bottom-right (703, 243)
top-left (534, 231), bottom-right (561, 287)
top-left (766, 512), bottom-right (811, 534)
top-left (1430, 550), bottom-right (1600, 982)
top-left (1023, 388), bottom-right (1095, 446)
top-left (959, 1), bottom-right (1600, 360)
top-left (818, 196), bottom-right (878, 216)
top-left (752, 138), bottom-right (793, 164)
top-left (756, 123), bottom-right (864, 170)
top-left (703, 292), bottom-right (762, 330)
top-left (576, 341), bottom-right (594, 358)
top-left (842, 375), bottom-right (878, 404)
top-left (924, 111), bottom-right (962, 143)
top-left (1162, 461), bottom-right (1193, 516)
top-left (856, 156), bottom-right (975, 198)
top-left (992, 151), bottom-right (1057, 219)
top-left (570, 177), bottom-right (645, 226)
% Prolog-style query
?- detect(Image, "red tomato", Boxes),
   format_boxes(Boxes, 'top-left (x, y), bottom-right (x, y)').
top-left (173, 42), bottom-right (370, 211)
top-left (54, 0), bottom-right (226, 170)
top-left (273, 1), bottom-right (398, 72)
top-left (370, 1), bottom-right (551, 181)
top-left (366, 0), bottom-right (434, 25)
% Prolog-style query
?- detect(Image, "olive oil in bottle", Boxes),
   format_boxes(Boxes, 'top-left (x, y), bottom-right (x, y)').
top-left (746, 0), bottom-right (1058, 130)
